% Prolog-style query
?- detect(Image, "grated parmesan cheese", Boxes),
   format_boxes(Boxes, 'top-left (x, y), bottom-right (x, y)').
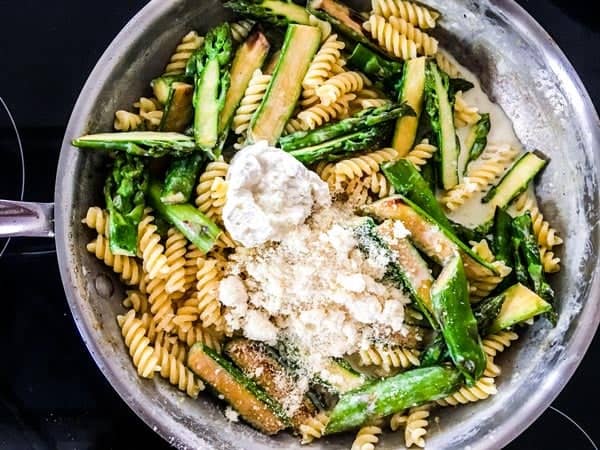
top-left (221, 204), bottom-right (411, 373)
top-left (224, 406), bottom-right (239, 422)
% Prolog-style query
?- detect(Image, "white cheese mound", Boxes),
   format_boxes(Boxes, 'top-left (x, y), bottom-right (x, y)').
top-left (222, 141), bottom-right (331, 247)
top-left (224, 406), bottom-right (239, 422)
top-left (221, 205), bottom-right (411, 364)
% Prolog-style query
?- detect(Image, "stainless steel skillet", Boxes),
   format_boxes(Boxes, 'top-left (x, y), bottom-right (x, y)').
top-left (1, 0), bottom-right (599, 448)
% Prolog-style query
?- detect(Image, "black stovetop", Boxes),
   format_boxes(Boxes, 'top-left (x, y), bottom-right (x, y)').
top-left (0, 1), bottom-right (598, 449)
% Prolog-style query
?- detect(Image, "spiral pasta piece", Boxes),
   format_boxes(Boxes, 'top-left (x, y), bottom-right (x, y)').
top-left (404, 404), bottom-right (430, 448)
top-left (87, 235), bottom-right (143, 286)
top-left (539, 247), bottom-right (561, 273)
top-left (468, 240), bottom-right (512, 302)
top-left (371, 0), bottom-right (439, 29)
top-left (299, 412), bottom-right (330, 444)
top-left (302, 34), bottom-right (346, 89)
top-left (308, 14), bottom-right (333, 42)
top-left (435, 51), bottom-right (461, 78)
top-left (358, 345), bottom-right (420, 372)
top-left (232, 70), bottom-right (271, 135)
top-left (512, 192), bottom-right (563, 250)
top-left (390, 411), bottom-right (408, 431)
top-left (82, 206), bottom-right (109, 237)
top-left (403, 139), bottom-right (437, 168)
top-left (196, 258), bottom-right (226, 331)
top-left (176, 324), bottom-right (222, 353)
top-left (316, 71), bottom-right (364, 106)
top-left (300, 88), bottom-right (321, 109)
top-left (482, 331), bottom-right (519, 357)
top-left (441, 144), bottom-right (519, 211)
top-left (165, 227), bottom-right (187, 294)
top-left (153, 341), bottom-right (205, 398)
top-left (284, 117), bottom-right (311, 135)
top-left (195, 161), bottom-right (229, 219)
top-left (334, 147), bottom-right (399, 182)
top-left (230, 19), bottom-right (255, 43)
top-left (297, 93), bottom-right (355, 129)
top-left (122, 290), bottom-right (149, 314)
top-left (138, 211), bottom-right (170, 280)
top-left (454, 91), bottom-right (481, 127)
top-left (114, 110), bottom-right (143, 131)
top-left (172, 295), bottom-right (200, 333)
top-left (388, 16), bottom-right (438, 55)
top-left (436, 376), bottom-right (497, 406)
top-left (351, 425), bottom-right (382, 450)
top-left (345, 177), bottom-right (373, 206)
top-left (364, 172), bottom-right (396, 199)
top-left (164, 31), bottom-right (204, 75)
top-left (145, 275), bottom-right (176, 333)
top-left (117, 310), bottom-right (160, 378)
top-left (363, 15), bottom-right (420, 60)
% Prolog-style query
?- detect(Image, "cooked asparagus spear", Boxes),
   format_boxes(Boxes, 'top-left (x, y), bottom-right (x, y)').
top-left (71, 131), bottom-right (198, 158)
top-left (465, 113), bottom-right (490, 166)
top-left (191, 23), bottom-right (234, 158)
top-left (224, 0), bottom-right (311, 27)
top-left (148, 179), bottom-right (220, 253)
top-left (347, 43), bottom-right (403, 90)
top-left (160, 153), bottom-right (205, 204)
top-left (104, 154), bottom-right (148, 256)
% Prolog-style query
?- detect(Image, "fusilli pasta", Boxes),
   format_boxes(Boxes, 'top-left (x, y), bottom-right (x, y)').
top-left (176, 324), bottom-right (222, 352)
top-left (404, 404), bottom-right (430, 448)
top-left (371, 0), bottom-right (439, 29)
top-left (138, 210), bottom-right (170, 280)
top-left (164, 31), bottom-right (204, 75)
top-left (363, 15), bottom-right (420, 60)
top-left (512, 192), bottom-right (563, 251)
top-left (114, 110), bottom-right (143, 131)
top-left (539, 247), bottom-right (561, 273)
top-left (86, 234), bottom-right (144, 286)
top-left (117, 310), bottom-right (160, 378)
top-left (454, 91), bottom-right (481, 127)
top-left (284, 117), bottom-right (311, 135)
top-left (309, 14), bottom-right (333, 42)
top-left (164, 227), bottom-right (187, 294)
top-left (441, 144), bottom-right (519, 211)
top-left (232, 70), bottom-right (271, 135)
top-left (195, 258), bottom-right (226, 331)
top-left (388, 16), bottom-right (438, 55)
top-left (230, 19), bottom-right (255, 43)
top-left (297, 93), bottom-right (355, 129)
top-left (82, 206), bottom-right (109, 237)
top-left (195, 161), bottom-right (229, 220)
top-left (153, 341), bottom-right (205, 398)
top-left (403, 139), bottom-right (437, 168)
top-left (435, 51), bottom-right (461, 78)
top-left (122, 290), bottom-right (149, 314)
top-left (469, 240), bottom-right (512, 302)
top-left (358, 345), bottom-right (420, 372)
top-left (334, 147), bottom-right (399, 182)
top-left (302, 34), bottom-right (346, 89)
top-left (316, 71), bottom-right (365, 106)
top-left (364, 172), bottom-right (396, 199)
top-left (436, 376), bottom-right (497, 406)
top-left (145, 275), bottom-right (176, 333)
top-left (351, 425), bottom-right (382, 450)
top-left (299, 412), bottom-right (330, 444)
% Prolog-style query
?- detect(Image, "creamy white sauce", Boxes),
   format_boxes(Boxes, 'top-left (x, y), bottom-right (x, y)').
top-left (222, 141), bottom-right (331, 247)
top-left (438, 50), bottom-right (525, 227)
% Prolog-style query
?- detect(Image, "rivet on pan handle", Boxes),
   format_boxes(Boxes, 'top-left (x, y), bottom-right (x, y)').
top-left (0, 200), bottom-right (55, 238)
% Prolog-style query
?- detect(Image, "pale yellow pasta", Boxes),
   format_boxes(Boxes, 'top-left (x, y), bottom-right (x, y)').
top-left (403, 139), bottom-right (437, 168)
top-left (232, 70), bottom-right (271, 135)
top-left (308, 14), bottom-right (333, 42)
top-left (469, 240), bottom-right (512, 302)
top-left (138, 210), bottom-right (170, 280)
top-left (316, 71), bottom-right (365, 106)
top-left (172, 294), bottom-right (200, 333)
top-left (86, 234), bottom-right (144, 287)
top-left (351, 425), bottom-right (382, 450)
top-left (122, 290), bottom-right (149, 314)
top-left (388, 16), bottom-right (438, 55)
top-left (435, 51), bottom-right (461, 78)
top-left (145, 275), bottom-right (176, 333)
top-left (176, 324), bottom-right (222, 352)
top-left (539, 247), bottom-right (561, 273)
top-left (436, 376), bottom-right (497, 406)
top-left (164, 31), bottom-right (204, 75)
top-left (334, 147), bottom-right (399, 182)
top-left (297, 93), bottom-right (355, 129)
top-left (117, 310), bottom-right (160, 379)
top-left (358, 345), bottom-right (420, 372)
top-left (196, 258), bottom-right (226, 331)
top-left (195, 161), bottom-right (229, 219)
top-left (284, 117), bottom-right (311, 135)
top-left (390, 411), bottom-right (408, 431)
top-left (153, 340), bottom-right (205, 398)
top-left (371, 0), bottom-right (439, 29)
top-left (404, 404), bottom-right (430, 448)
top-left (302, 34), bottom-right (346, 89)
top-left (512, 192), bottom-right (563, 251)
top-left (82, 206), bottom-right (109, 236)
top-left (299, 412), bottom-right (330, 444)
top-left (363, 15), bottom-right (420, 60)
top-left (299, 88), bottom-right (321, 109)
top-left (365, 172), bottom-right (396, 199)
top-left (482, 331), bottom-right (519, 358)
top-left (442, 144), bottom-right (519, 211)
top-left (164, 227), bottom-right (187, 294)
top-left (230, 19), bottom-right (255, 43)
top-left (345, 176), bottom-right (373, 206)
top-left (134, 97), bottom-right (163, 130)
top-left (454, 91), bottom-right (481, 127)
top-left (114, 110), bottom-right (143, 131)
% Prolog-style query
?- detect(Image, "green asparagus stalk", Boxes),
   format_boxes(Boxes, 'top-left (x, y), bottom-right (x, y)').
top-left (148, 179), bottom-right (221, 253)
top-left (224, 0), bottom-right (311, 27)
top-left (381, 158), bottom-right (451, 230)
top-left (279, 103), bottom-right (414, 151)
top-left (103, 154), bottom-right (148, 256)
top-left (347, 43), bottom-right (403, 88)
top-left (285, 124), bottom-right (392, 164)
top-left (71, 132), bottom-right (198, 158)
top-left (492, 207), bottom-right (513, 266)
top-left (472, 292), bottom-right (506, 337)
top-left (431, 253), bottom-right (486, 385)
top-left (465, 113), bottom-right (490, 166)
top-left (192, 23), bottom-right (234, 158)
top-left (419, 333), bottom-right (447, 367)
top-left (160, 153), bottom-right (205, 204)
top-left (325, 366), bottom-right (463, 434)
top-left (512, 233), bottom-right (529, 285)
top-left (511, 213), bottom-right (555, 303)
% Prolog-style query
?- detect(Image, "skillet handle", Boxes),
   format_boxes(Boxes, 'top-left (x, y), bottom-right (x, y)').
top-left (0, 200), bottom-right (54, 238)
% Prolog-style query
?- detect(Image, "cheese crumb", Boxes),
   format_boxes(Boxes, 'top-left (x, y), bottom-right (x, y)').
top-left (224, 406), bottom-right (239, 422)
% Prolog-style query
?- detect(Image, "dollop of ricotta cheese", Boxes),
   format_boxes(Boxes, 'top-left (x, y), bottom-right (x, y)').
top-left (223, 141), bottom-right (331, 247)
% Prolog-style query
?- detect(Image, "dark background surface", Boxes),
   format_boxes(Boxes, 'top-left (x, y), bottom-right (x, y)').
top-left (0, 1), bottom-right (598, 449)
